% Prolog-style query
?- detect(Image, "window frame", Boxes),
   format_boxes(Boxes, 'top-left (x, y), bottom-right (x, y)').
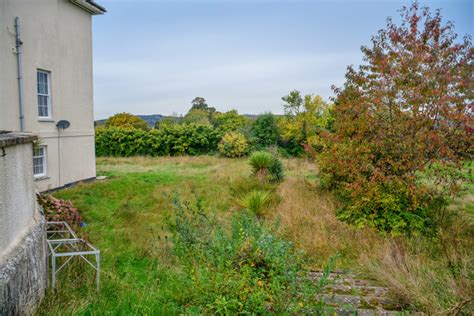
top-left (33, 146), bottom-right (47, 178)
top-left (37, 69), bottom-right (52, 119)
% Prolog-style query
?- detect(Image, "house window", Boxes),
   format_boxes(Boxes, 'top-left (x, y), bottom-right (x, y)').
top-left (37, 70), bottom-right (51, 118)
top-left (33, 146), bottom-right (47, 177)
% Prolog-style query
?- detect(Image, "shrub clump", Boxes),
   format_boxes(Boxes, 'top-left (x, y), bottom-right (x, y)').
top-left (249, 151), bottom-right (284, 182)
top-left (37, 194), bottom-right (83, 228)
top-left (218, 131), bottom-right (248, 158)
top-left (104, 112), bottom-right (149, 131)
top-left (249, 113), bottom-right (280, 150)
top-left (165, 197), bottom-right (334, 314)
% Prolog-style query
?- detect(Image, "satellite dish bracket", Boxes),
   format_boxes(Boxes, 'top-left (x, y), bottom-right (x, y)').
top-left (56, 120), bottom-right (71, 130)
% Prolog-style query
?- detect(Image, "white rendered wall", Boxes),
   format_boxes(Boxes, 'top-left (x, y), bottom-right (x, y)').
top-left (0, 133), bottom-right (48, 314)
top-left (0, 141), bottom-right (36, 255)
top-left (0, 0), bottom-right (97, 191)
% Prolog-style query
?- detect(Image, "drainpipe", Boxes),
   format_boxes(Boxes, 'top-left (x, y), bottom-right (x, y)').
top-left (15, 17), bottom-right (25, 132)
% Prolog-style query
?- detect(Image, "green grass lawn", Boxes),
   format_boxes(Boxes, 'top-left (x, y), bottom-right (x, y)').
top-left (37, 156), bottom-right (473, 315)
top-left (39, 156), bottom-right (253, 314)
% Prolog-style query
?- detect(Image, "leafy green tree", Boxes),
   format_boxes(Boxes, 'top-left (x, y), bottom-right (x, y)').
top-left (155, 117), bottom-right (180, 129)
top-left (191, 97), bottom-right (208, 110)
top-left (250, 113), bottom-right (280, 149)
top-left (280, 90), bottom-right (333, 155)
top-left (182, 108), bottom-right (211, 125)
top-left (319, 3), bottom-right (473, 235)
top-left (212, 110), bottom-right (251, 133)
top-left (282, 90), bottom-right (304, 116)
top-left (104, 112), bottom-right (149, 131)
top-left (188, 97), bottom-right (216, 120)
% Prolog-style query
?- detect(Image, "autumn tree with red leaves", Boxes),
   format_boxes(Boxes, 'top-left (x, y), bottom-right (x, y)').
top-left (319, 3), bottom-right (473, 234)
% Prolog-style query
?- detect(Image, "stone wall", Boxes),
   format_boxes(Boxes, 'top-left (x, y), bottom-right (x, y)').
top-left (0, 218), bottom-right (47, 315)
top-left (0, 131), bottom-right (48, 315)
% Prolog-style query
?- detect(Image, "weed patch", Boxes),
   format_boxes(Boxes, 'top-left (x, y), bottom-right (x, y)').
top-left (165, 196), bottom-right (335, 314)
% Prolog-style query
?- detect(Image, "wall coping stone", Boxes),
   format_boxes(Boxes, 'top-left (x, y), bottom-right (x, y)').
top-left (0, 131), bottom-right (38, 147)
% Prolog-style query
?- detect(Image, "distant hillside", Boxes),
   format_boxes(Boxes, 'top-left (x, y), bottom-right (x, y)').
top-left (95, 114), bottom-right (167, 128)
top-left (137, 114), bottom-right (165, 127)
top-left (95, 113), bottom-right (271, 128)
top-left (242, 114), bottom-right (258, 120)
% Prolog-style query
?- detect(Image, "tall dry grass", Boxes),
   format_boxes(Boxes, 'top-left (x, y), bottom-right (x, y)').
top-left (360, 206), bottom-right (474, 314)
top-left (272, 158), bottom-right (474, 313)
top-left (271, 159), bottom-right (383, 269)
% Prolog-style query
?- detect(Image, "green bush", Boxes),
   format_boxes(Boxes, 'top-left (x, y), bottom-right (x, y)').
top-left (250, 113), bottom-right (280, 149)
top-left (95, 124), bottom-right (221, 156)
top-left (212, 110), bottom-right (251, 133)
top-left (165, 196), bottom-right (334, 314)
top-left (336, 182), bottom-right (431, 236)
top-left (249, 151), bottom-right (284, 182)
top-left (218, 131), bottom-right (248, 158)
top-left (104, 112), bottom-right (149, 130)
top-left (237, 190), bottom-right (273, 217)
top-left (182, 108), bottom-right (211, 125)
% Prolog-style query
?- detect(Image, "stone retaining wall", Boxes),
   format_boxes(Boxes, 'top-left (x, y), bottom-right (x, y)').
top-left (0, 218), bottom-right (47, 315)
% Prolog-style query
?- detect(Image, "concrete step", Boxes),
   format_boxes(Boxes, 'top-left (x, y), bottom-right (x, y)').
top-left (320, 283), bottom-right (390, 297)
top-left (318, 293), bottom-right (401, 311)
top-left (309, 271), bottom-right (381, 287)
top-left (322, 307), bottom-right (402, 316)
top-left (309, 270), bottom-right (409, 315)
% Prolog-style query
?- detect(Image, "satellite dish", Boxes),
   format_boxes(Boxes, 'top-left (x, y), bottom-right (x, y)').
top-left (56, 120), bottom-right (70, 129)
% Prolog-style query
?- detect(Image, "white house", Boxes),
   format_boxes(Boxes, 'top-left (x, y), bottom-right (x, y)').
top-left (0, 0), bottom-right (105, 191)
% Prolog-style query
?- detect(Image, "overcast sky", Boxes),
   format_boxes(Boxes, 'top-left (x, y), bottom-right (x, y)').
top-left (91, 0), bottom-right (473, 119)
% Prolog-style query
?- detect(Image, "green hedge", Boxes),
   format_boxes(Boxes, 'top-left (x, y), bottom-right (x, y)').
top-left (95, 125), bottom-right (221, 156)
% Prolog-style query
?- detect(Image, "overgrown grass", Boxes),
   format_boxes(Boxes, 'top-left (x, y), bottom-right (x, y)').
top-left (38, 156), bottom-right (248, 314)
top-left (166, 197), bottom-right (334, 314)
top-left (274, 159), bottom-right (474, 314)
top-left (37, 156), bottom-right (473, 314)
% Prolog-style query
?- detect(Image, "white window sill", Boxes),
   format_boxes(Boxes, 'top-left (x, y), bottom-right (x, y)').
top-left (34, 175), bottom-right (50, 181)
top-left (38, 118), bottom-right (54, 122)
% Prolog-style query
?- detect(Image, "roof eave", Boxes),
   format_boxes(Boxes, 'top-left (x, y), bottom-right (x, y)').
top-left (69, 0), bottom-right (106, 15)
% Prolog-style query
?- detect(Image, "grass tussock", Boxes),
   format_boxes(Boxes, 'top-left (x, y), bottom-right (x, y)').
top-left (236, 190), bottom-right (274, 216)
